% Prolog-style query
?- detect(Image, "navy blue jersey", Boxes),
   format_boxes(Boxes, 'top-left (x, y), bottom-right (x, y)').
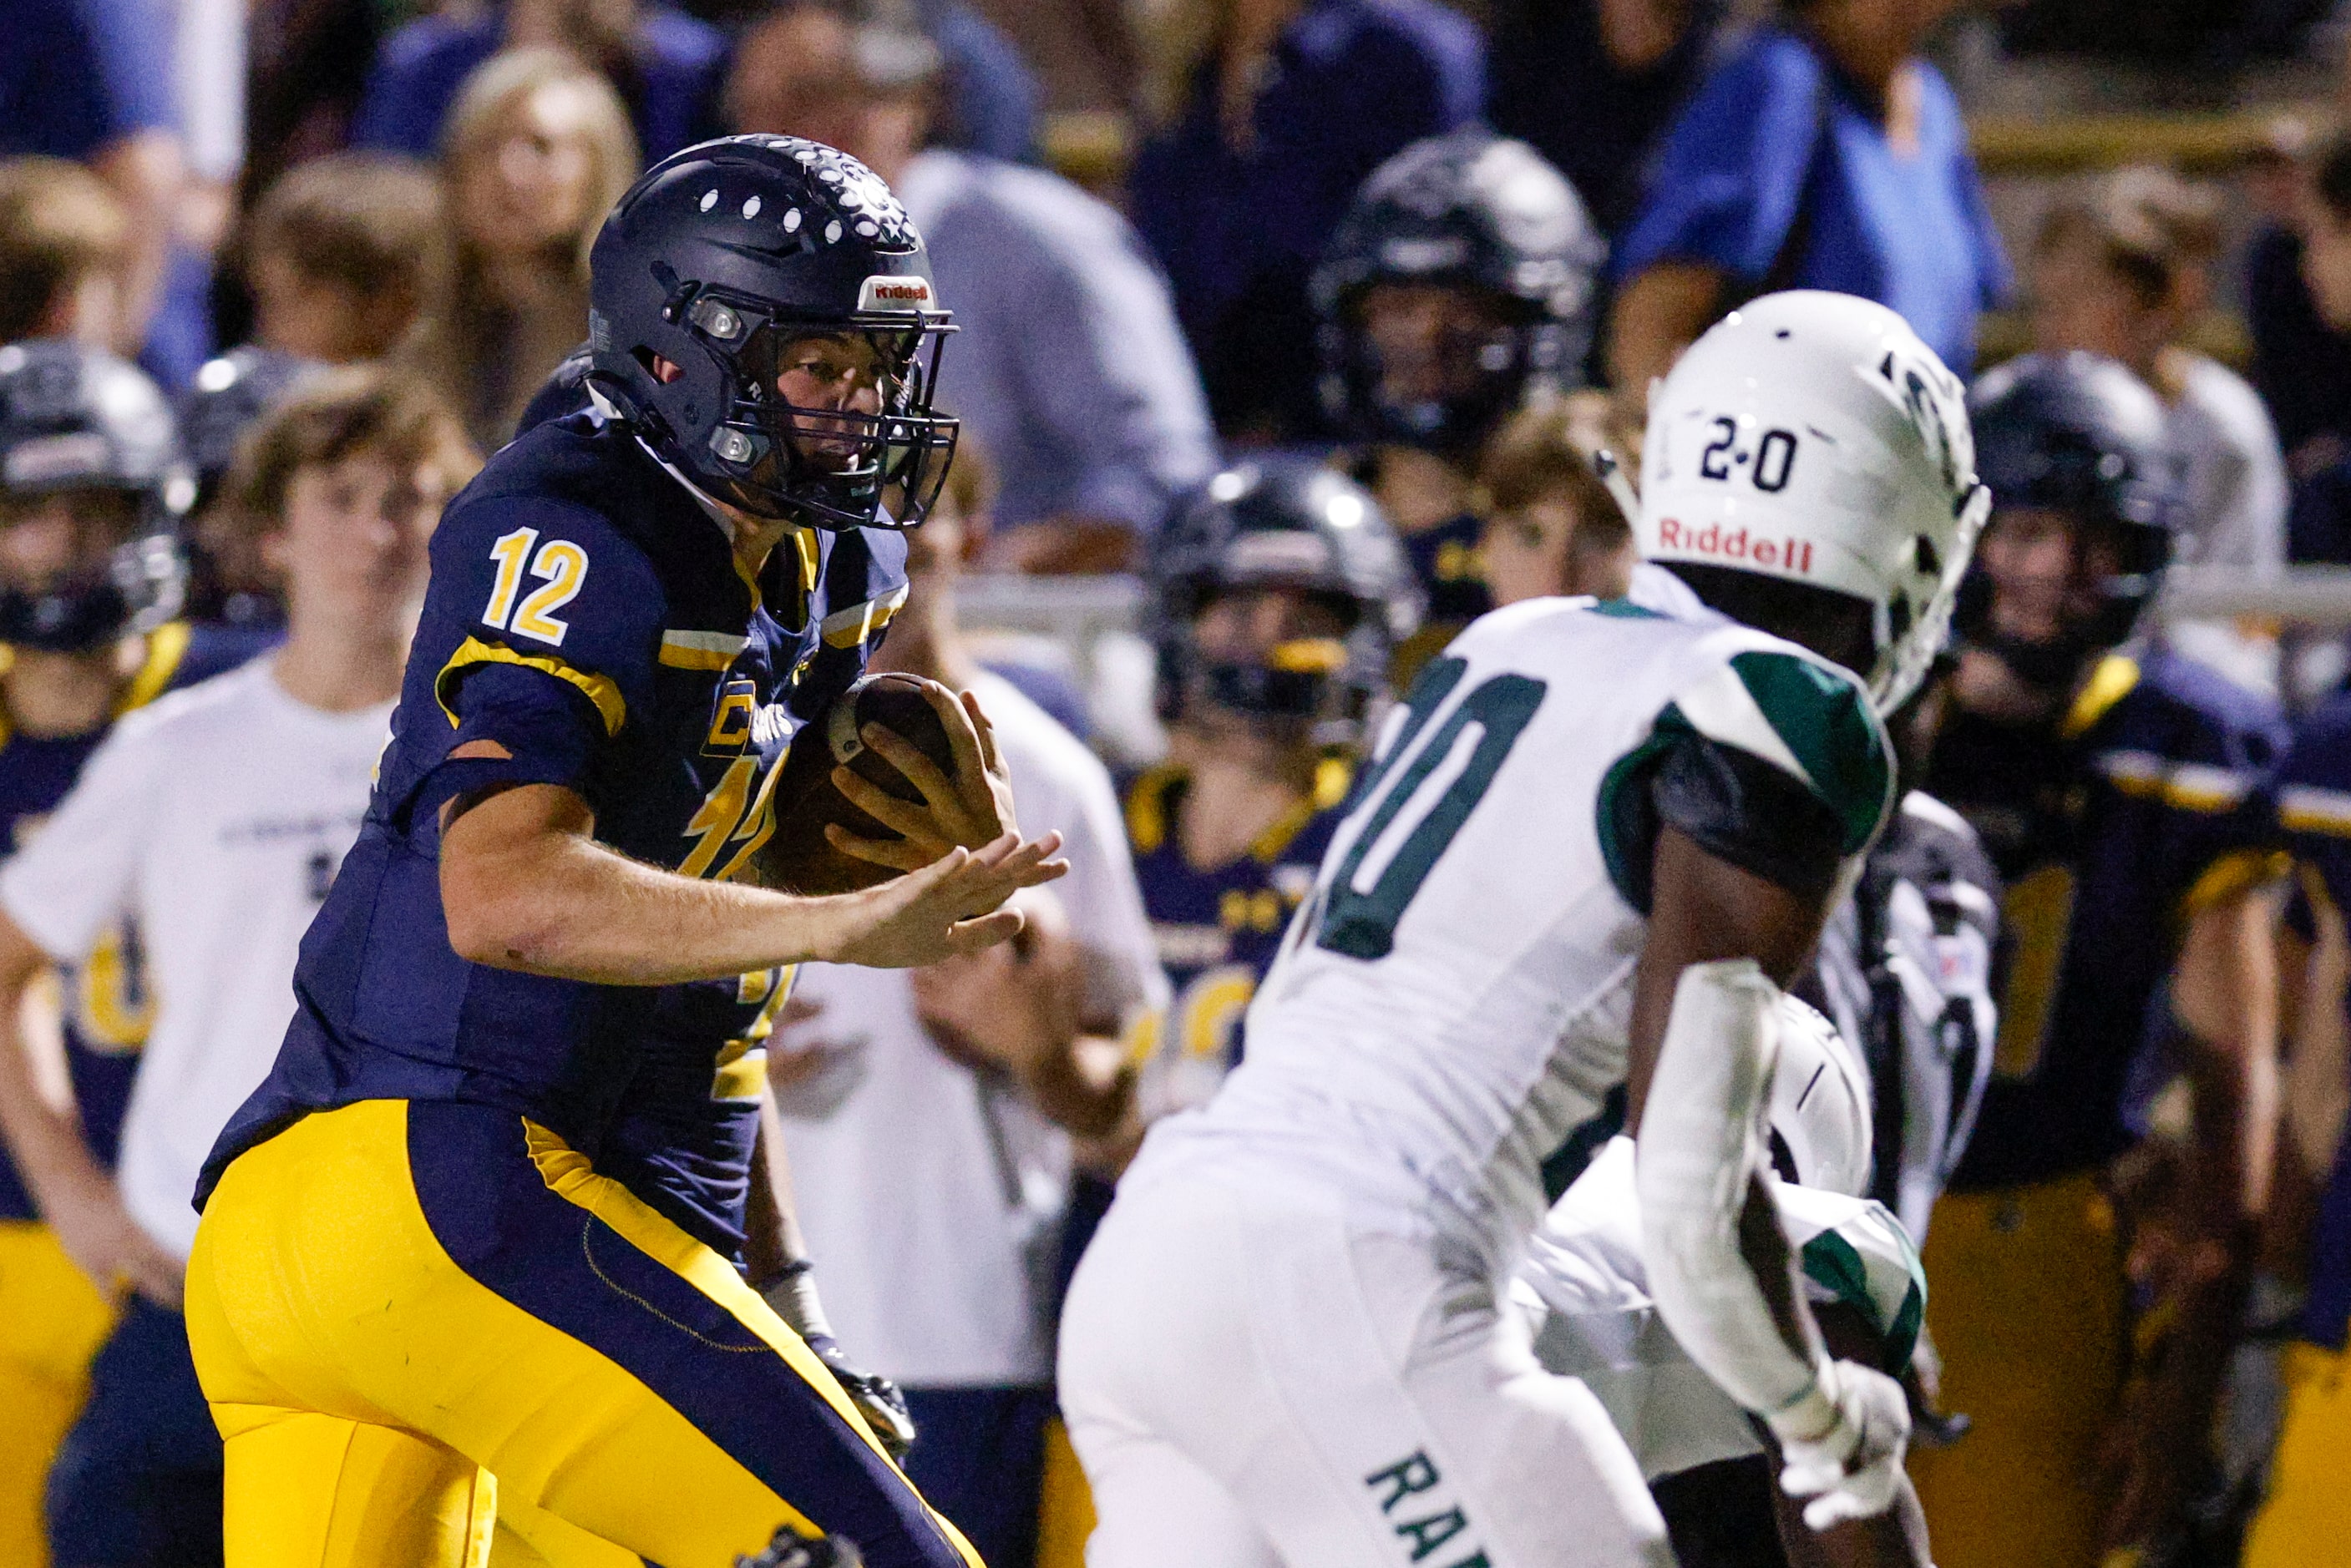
top-left (1401, 512), bottom-right (1491, 629)
top-left (2271, 694), bottom-right (2351, 1348)
top-left (1122, 757), bottom-right (1352, 1080)
top-left (0, 622), bottom-right (263, 1221)
top-left (201, 413), bottom-right (906, 1257)
top-left (1927, 652), bottom-right (2284, 1191)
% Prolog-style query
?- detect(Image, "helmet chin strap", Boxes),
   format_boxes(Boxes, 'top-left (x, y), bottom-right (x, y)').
top-left (1592, 448), bottom-right (1642, 524)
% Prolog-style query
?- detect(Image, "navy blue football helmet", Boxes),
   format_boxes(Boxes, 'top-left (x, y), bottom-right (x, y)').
top-left (179, 346), bottom-right (320, 507)
top-left (178, 346), bottom-right (319, 625)
top-left (0, 340), bottom-right (191, 652)
top-left (1150, 456), bottom-right (1420, 745)
top-left (1312, 129), bottom-right (1604, 457)
top-left (585, 135), bottom-right (957, 530)
top-left (1958, 351), bottom-right (2180, 686)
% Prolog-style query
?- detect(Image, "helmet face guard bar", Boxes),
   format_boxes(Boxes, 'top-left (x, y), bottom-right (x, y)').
top-left (692, 290), bottom-right (959, 529)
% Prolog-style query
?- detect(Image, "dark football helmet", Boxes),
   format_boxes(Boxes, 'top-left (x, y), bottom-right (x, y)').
top-left (0, 340), bottom-right (191, 652)
top-left (1958, 351), bottom-right (2180, 687)
top-left (1150, 456), bottom-right (1421, 746)
top-left (1312, 129), bottom-right (1604, 457)
top-left (585, 135), bottom-right (957, 531)
top-left (178, 346), bottom-right (319, 625)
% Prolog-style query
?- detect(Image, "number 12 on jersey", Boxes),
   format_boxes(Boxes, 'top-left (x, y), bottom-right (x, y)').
top-left (1313, 655), bottom-right (1547, 960)
top-left (483, 527), bottom-right (589, 647)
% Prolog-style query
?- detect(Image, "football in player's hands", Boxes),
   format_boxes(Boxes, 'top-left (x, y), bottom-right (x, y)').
top-left (761, 675), bottom-right (958, 895)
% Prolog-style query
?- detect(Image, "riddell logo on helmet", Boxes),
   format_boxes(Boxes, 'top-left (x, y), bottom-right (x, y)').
top-left (1655, 518), bottom-right (1814, 574)
top-left (858, 276), bottom-right (934, 311)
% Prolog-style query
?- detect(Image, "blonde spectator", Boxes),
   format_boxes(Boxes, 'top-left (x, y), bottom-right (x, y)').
top-left (0, 159), bottom-right (129, 347)
top-left (1474, 397), bottom-right (1637, 607)
top-left (2031, 168), bottom-right (2288, 575)
top-left (414, 48), bottom-right (638, 450)
top-left (244, 154), bottom-right (449, 365)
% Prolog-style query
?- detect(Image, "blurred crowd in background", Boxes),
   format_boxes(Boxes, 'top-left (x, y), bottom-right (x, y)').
top-left (22, 1), bottom-right (2351, 1567)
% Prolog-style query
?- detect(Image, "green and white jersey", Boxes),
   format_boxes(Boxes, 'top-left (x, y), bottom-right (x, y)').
top-left (1517, 1137), bottom-right (1926, 1481)
top-left (1133, 594), bottom-right (1896, 1272)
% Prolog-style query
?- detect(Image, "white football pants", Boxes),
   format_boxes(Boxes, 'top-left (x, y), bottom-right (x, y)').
top-left (1056, 1171), bottom-right (1673, 1568)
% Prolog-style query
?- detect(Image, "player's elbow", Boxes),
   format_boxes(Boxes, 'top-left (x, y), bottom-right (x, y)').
top-left (440, 858), bottom-right (567, 972)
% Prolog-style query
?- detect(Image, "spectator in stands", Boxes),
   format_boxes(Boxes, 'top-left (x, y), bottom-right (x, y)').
top-left (2029, 171), bottom-right (2286, 690)
top-left (1608, 0), bottom-right (2006, 399)
top-left (0, 159), bottom-right (130, 347)
top-left (410, 49), bottom-right (638, 451)
top-left (1487, 0), bottom-right (1726, 240)
top-left (1126, 0), bottom-right (1484, 444)
top-left (2280, 134), bottom-right (2351, 569)
top-left (353, 0), bottom-right (722, 164)
top-left (770, 455), bottom-right (1164, 1568)
top-left (242, 154), bottom-right (447, 367)
top-left (2250, 129), bottom-right (2351, 484)
top-left (729, 2), bottom-right (1216, 574)
top-left (2030, 170), bottom-right (2287, 579)
top-left (1473, 397), bottom-right (1636, 607)
top-left (0, 0), bottom-right (190, 377)
top-left (0, 366), bottom-right (477, 1567)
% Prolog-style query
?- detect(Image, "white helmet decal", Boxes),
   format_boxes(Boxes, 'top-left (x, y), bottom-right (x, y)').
top-left (1634, 291), bottom-right (1989, 716)
top-left (1771, 994), bottom-right (1873, 1199)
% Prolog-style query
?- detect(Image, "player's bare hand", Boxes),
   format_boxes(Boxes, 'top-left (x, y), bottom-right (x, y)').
top-left (51, 1182), bottom-right (183, 1308)
top-left (814, 832), bottom-right (1067, 969)
top-left (910, 888), bottom-right (1081, 1075)
top-left (828, 684), bottom-right (1017, 872)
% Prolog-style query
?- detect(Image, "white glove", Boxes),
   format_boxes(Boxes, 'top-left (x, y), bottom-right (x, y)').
top-left (1767, 1356), bottom-right (1911, 1530)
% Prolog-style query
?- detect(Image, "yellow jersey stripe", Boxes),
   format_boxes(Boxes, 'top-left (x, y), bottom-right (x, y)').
top-left (658, 630), bottom-right (752, 671)
top-left (435, 636), bottom-right (626, 737)
top-left (115, 620), bottom-right (194, 716)
top-left (818, 583), bottom-right (910, 650)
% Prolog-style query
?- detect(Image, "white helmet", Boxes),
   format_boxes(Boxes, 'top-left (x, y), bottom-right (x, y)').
top-left (1634, 291), bottom-right (1989, 716)
top-left (1770, 994), bottom-right (1873, 1199)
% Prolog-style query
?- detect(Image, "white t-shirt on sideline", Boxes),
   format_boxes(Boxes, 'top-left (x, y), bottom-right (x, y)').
top-left (776, 670), bottom-right (1167, 1387)
top-left (1, 658), bottom-right (389, 1259)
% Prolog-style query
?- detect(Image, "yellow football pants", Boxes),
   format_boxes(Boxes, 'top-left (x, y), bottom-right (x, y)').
top-left (1908, 1173), bottom-right (2127, 1568)
top-left (187, 1099), bottom-right (983, 1568)
top-left (2242, 1342), bottom-right (2351, 1567)
top-left (0, 1219), bottom-right (115, 1568)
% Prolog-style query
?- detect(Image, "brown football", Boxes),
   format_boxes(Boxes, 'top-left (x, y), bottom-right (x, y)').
top-left (759, 674), bottom-right (960, 895)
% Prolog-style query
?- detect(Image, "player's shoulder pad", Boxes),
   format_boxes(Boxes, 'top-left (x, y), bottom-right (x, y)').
top-left (425, 478), bottom-right (669, 738)
top-left (2275, 689), bottom-right (2351, 842)
top-left (811, 524), bottom-right (910, 651)
top-left (1122, 762), bottom-right (1187, 856)
top-left (1779, 1186), bottom-right (1927, 1373)
top-left (2082, 650), bottom-right (2285, 821)
top-left (1669, 630), bottom-right (1896, 857)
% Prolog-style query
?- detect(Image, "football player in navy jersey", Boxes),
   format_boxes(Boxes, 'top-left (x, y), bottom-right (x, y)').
top-left (184, 136), bottom-right (1066, 1568)
top-left (1121, 457), bottom-right (1418, 1120)
top-left (2244, 702), bottom-right (2351, 1565)
top-left (1906, 353), bottom-right (2288, 1568)
top-left (1313, 127), bottom-right (1604, 671)
top-left (0, 340), bottom-right (260, 1568)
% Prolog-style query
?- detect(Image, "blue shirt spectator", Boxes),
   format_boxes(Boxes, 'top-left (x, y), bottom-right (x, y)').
top-left (1614, 22), bottom-right (2009, 378)
top-left (915, 0), bottom-right (1040, 164)
top-left (1127, 0), bottom-right (1483, 443)
top-left (0, 0), bottom-right (175, 159)
top-left (897, 149), bottom-right (1216, 550)
top-left (1488, 0), bottom-right (1725, 240)
top-left (351, 2), bottom-right (725, 162)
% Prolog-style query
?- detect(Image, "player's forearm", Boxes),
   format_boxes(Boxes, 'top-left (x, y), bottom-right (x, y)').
top-left (1607, 262), bottom-right (1725, 404)
top-left (0, 956), bottom-right (111, 1226)
top-left (2175, 889), bottom-right (2282, 1226)
top-left (1020, 1031), bottom-right (1135, 1139)
top-left (441, 785), bottom-right (870, 983)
